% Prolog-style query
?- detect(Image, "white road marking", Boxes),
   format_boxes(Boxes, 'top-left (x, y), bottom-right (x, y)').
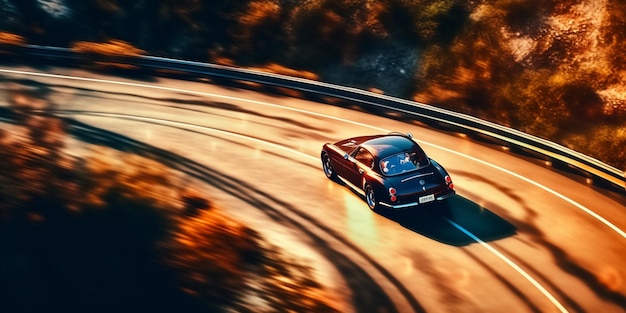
top-left (73, 110), bottom-right (572, 313)
top-left (418, 141), bottom-right (626, 240)
top-left (0, 68), bottom-right (618, 312)
top-left (67, 111), bottom-right (318, 162)
top-left (9, 68), bottom-right (614, 238)
top-left (0, 68), bottom-right (389, 131)
top-left (446, 219), bottom-right (569, 313)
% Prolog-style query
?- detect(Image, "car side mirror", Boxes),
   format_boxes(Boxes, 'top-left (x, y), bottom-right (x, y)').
top-left (343, 153), bottom-right (350, 160)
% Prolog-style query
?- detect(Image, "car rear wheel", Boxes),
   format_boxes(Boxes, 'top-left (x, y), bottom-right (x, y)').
top-left (364, 184), bottom-right (378, 211)
top-left (322, 152), bottom-right (337, 180)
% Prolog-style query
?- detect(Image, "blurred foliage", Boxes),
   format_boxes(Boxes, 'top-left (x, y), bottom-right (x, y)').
top-left (562, 126), bottom-right (626, 173)
top-left (0, 31), bottom-right (25, 55)
top-left (0, 93), bottom-right (339, 312)
top-left (248, 63), bottom-right (319, 80)
top-left (0, 31), bottom-right (25, 46)
top-left (72, 39), bottom-right (144, 57)
top-left (228, 0), bottom-right (468, 67)
top-left (161, 209), bottom-right (340, 312)
top-left (2, 0), bottom-right (625, 169)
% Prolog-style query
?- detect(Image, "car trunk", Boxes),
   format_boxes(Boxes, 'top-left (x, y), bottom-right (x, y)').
top-left (394, 169), bottom-right (447, 203)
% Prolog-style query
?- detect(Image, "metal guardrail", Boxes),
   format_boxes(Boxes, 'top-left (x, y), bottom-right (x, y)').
top-left (12, 44), bottom-right (626, 191)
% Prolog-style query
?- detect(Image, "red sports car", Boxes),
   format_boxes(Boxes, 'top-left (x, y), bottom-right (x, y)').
top-left (321, 132), bottom-right (455, 210)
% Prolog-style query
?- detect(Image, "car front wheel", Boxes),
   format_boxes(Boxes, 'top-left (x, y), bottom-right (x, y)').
top-left (364, 184), bottom-right (378, 211)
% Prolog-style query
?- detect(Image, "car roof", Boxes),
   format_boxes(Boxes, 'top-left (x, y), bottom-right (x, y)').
top-left (360, 135), bottom-right (420, 159)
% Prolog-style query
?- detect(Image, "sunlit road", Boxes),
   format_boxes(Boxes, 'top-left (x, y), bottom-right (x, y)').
top-left (1, 66), bottom-right (625, 313)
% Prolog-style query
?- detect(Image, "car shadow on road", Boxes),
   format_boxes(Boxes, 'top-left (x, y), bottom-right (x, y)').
top-left (381, 195), bottom-right (517, 246)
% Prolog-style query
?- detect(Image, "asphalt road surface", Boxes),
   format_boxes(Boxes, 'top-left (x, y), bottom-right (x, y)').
top-left (1, 66), bottom-right (625, 313)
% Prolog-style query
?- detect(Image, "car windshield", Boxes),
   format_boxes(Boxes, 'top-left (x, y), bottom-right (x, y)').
top-left (380, 150), bottom-right (429, 176)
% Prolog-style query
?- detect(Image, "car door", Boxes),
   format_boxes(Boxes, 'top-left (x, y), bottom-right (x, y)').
top-left (329, 143), bottom-right (357, 179)
top-left (344, 147), bottom-right (374, 187)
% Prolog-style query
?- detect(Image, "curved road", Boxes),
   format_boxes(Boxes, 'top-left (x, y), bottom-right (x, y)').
top-left (1, 66), bottom-right (625, 313)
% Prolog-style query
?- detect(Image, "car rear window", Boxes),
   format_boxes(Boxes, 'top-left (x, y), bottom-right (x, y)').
top-left (380, 151), bottom-right (429, 175)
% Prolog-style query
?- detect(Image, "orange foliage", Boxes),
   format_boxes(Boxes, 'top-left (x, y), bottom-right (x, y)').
top-left (161, 208), bottom-right (261, 305)
top-left (239, 0), bottom-right (281, 28)
top-left (0, 31), bottom-right (25, 46)
top-left (72, 39), bottom-right (144, 57)
top-left (1, 91), bottom-right (340, 312)
top-left (249, 63), bottom-right (319, 80)
top-left (161, 205), bottom-right (340, 312)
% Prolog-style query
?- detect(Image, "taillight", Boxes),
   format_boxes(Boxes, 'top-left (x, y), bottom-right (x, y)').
top-left (389, 187), bottom-right (397, 202)
top-left (445, 175), bottom-right (454, 189)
